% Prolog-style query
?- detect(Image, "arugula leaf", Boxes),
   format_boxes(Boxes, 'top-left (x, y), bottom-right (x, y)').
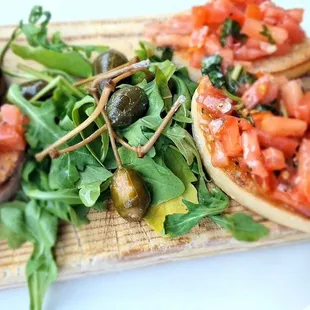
top-left (78, 165), bottom-right (112, 207)
top-left (211, 213), bottom-right (269, 242)
top-left (260, 25), bottom-right (276, 44)
top-left (7, 84), bottom-right (65, 148)
top-left (164, 179), bottom-right (229, 237)
top-left (175, 67), bottom-right (198, 97)
top-left (201, 55), bottom-right (225, 88)
top-left (220, 18), bottom-right (247, 47)
top-left (11, 43), bottom-right (93, 78)
top-left (145, 148), bottom-right (197, 234)
top-left (119, 147), bottom-right (185, 205)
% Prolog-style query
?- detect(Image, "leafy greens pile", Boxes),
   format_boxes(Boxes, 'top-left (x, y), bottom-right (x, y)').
top-left (0, 8), bottom-right (268, 310)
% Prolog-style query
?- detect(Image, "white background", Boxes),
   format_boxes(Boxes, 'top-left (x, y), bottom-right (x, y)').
top-left (1, 1), bottom-right (310, 309)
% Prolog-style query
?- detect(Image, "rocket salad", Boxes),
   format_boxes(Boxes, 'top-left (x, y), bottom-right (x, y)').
top-left (0, 7), bottom-right (268, 310)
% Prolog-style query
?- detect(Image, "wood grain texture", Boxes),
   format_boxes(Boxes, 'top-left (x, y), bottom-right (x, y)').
top-left (0, 17), bottom-right (309, 290)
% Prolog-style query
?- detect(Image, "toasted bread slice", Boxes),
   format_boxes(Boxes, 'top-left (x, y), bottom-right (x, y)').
top-left (191, 90), bottom-right (310, 233)
top-left (172, 39), bottom-right (310, 82)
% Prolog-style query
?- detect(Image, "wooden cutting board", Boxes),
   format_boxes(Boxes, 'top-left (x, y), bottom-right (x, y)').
top-left (0, 16), bottom-right (310, 290)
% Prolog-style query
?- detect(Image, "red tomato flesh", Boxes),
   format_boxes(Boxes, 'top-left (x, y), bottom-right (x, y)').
top-left (260, 116), bottom-right (307, 138)
top-left (262, 147), bottom-right (286, 170)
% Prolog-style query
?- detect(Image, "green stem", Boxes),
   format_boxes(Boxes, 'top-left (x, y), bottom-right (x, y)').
top-left (0, 27), bottom-right (21, 66)
top-left (1, 67), bottom-right (34, 80)
top-left (41, 68), bottom-right (76, 83)
top-left (17, 63), bottom-right (53, 82)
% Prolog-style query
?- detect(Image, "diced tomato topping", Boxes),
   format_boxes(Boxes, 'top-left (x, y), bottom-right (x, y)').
top-left (262, 147), bottom-right (286, 170)
top-left (190, 26), bottom-right (209, 48)
top-left (242, 75), bottom-right (278, 109)
top-left (281, 79), bottom-right (303, 118)
top-left (272, 190), bottom-right (310, 216)
top-left (241, 129), bottom-right (268, 178)
top-left (0, 123), bottom-right (26, 151)
top-left (219, 116), bottom-right (242, 157)
top-left (245, 4), bottom-right (262, 20)
top-left (192, 6), bottom-right (209, 28)
top-left (211, 140), bottom-right (230, 168)
top-left (287, 8), bottom-right (304, 24)
top-left (296, 139), bottom-right (310, 201)
top-left (0, 104), bottom-right (25, 135)
top-left (279, 16), bottom-right (305, 44)
top-left (272, 42), bottom-right (291, 56)
top-left (242, 18), bottom-right (288, 45)
top-left (256, 130), bottom-right (299, 158)
top-left (260, 116), bottom-right (307, 138)
top-left (238, 118), bottom-right (252, 131)
top-left (190, 48), bottom-right (206, 68)
top-left (252, 111), bottom-right (273, 128)
top-left (298, 92), bottom-right (310, 124)
top-left (204, 34), bottom-right (222, 56)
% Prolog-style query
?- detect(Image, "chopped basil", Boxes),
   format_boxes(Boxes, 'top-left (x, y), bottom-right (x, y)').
top-left (201, 55), bottom-right (225, 88)
top-left (260, 25), bottom-right (276, 44)
top-left (220, 18), bottom-right (248, 47)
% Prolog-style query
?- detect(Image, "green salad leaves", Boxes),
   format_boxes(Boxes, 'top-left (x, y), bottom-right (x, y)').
top-left (0, 8), bottom-right (269, 310)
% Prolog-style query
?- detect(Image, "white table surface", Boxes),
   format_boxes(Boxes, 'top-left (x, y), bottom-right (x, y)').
top-left (1, 1), bottom-right (310, 309)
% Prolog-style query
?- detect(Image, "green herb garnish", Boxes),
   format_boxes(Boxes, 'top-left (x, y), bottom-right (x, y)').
top-left (220, 18), bottom-right (248, 47)
top-left (201, 55), bottom-right (225, 88)
top-left (260, 25), bottom-right (276, 44)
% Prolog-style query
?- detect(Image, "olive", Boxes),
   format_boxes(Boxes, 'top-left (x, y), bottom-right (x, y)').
top-left (93, 49), bottom-right (128, 75)
top-left (111, 167), bottom-right (151, 222)
top-left (20, 79), bottom-right (50, 100)
top-left (0, 68), bottom-right (7, 103)
top-left (106, 86), bottom-right (149, 128)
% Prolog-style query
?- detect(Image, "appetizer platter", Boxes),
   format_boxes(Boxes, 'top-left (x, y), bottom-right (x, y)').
top-left (0, 2), bottom-right (309, 310)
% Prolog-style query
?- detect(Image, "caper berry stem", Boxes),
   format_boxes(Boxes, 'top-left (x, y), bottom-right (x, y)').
top-left (73, 56), bottom-right (139, 88)
top-left (35, 59), bottom-right (150, 162)
top-left (137, 95), bottom-right (186, 158)
top-left (51, 124), bottom-right (108, 157)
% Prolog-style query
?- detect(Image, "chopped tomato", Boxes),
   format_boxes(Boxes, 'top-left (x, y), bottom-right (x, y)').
top-left (204, 34), bottom-right (222, 56)
top-left (262, 4), bottom-right (286, 23)
top-left (296, 139), bottom-right (310, 200)
top-left (238, 118), bottom-right (252, 131)
top-left (190, 48), bottom-right (206, 68)
top-left (260, 116), bottom-right (307, 138)
top-left (272, 190), bottom-right (310, 216)
top-left (257, 130), bottom-right (299, 158)
top-left (272, 42), bottom-right (291, 56)
top-left (234, 45), bottom-right (267, 61)
top-left (200, 3), bottom-right (230, 24)
top-left (211, 140), bottom-right (229, 168)
top-left (0, 123), bottom-right (26, 151)
top-left (262, 147), bottom-right (286, 170)
top-left (279, 16), bottom-right (305, 44)
top-left (252, 111), bottom-right (273, 128)
top-left (255, 171), bottom-right (277, 192)
top-left (298, 92), bottom-right (310, 124)
top-left (242, 18), bottom-right (288, 45)
top-left (245, 4), bottom-right (262, 20)
top-left (192, 6), bottom-right (209, 28)
top-left (219, 116), bottom-right (242, 157)
top-left (0, 104), bottom-right (25, 135)
top-left (242, 75), bottom-right (277, 109)
top-left (281, 79), bottom-right (303, 118)
top-left (287, 8), bottom-right (304, 24)
top-left (241, 129), bottom-right (268, 178)
top-left (190, 26), bottom-right (209, 48)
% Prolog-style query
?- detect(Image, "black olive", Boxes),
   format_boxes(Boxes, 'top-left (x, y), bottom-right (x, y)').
top-left (106, 86), bottom-right (149, 128)
top-left (20, 80), bottom-right (51, 100)
top-left (111, 168), bottom-right (151, 222)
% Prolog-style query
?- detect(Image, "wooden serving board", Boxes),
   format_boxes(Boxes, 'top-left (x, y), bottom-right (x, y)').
top-left (0, 16), bottom-right (310, 290)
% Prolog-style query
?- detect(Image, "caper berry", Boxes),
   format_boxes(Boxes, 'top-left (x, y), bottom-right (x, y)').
top-left (106, 86), bottom-right (149, 128)
top-left (111, 168), bottom-right (151, 222)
